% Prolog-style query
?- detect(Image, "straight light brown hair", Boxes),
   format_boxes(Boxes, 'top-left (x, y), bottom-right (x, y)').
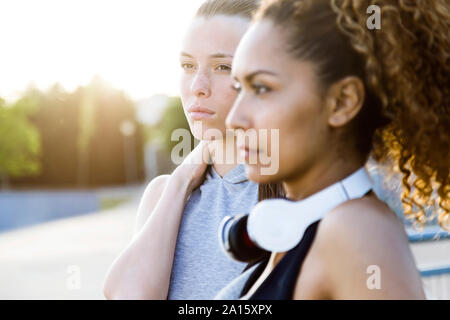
top-left (196, 0), bottom-right (285, 202)
top-left (196, 0), bottom-right (261, 19)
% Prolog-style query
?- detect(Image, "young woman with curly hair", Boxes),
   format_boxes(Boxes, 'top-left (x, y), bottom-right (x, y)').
top-left (216, 0), bottom-right (449, 299)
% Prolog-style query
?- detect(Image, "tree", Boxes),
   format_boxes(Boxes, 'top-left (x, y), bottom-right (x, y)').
top-left (77, 84), bottom-right (96, 186)
top-left (6, 79), bottom-right (145, 188)
top-left (0, 97), bottom-right (41, 188)
top-left (155, 96), bottom-right (195, 154)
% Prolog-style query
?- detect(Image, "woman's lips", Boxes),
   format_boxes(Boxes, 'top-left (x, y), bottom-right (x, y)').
top-left (187, 105), bottom-right (215, 120)
top-left (238, 145), bottom-right (259, 162)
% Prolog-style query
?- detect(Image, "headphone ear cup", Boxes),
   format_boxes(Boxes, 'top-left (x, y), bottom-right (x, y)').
top-left (227, 214), bottom-right (269, 263)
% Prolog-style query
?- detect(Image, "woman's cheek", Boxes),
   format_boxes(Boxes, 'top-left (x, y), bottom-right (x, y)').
top-left (217, 84), bottom-right (239, 116)
top-left (179, 74), bottom-right (191, 100)
top-left (223, 81), bottom-right (238, 102)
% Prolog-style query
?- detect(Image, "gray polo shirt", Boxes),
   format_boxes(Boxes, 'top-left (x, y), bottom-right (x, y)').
top-left (167, 164), bottom-right (259, 299)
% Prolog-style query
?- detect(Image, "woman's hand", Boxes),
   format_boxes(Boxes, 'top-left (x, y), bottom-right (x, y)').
top-left (173, 140), bottom-right (211, 194)
top-left (103, 141), bottom-right (212, 300)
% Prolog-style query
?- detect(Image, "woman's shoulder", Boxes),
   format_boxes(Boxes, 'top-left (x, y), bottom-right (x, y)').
top-left (314, 195), bottom-right (409, 264)
top-left (134, 174), bottom-right (171, 233)
top-left (318, 195), bottom-right (404, 244)
top-left (141, 174), bottom-right (172, 204)
top-left (303, 195), bottom-right (424, 298)
top-left (145, 174), bottom-right (171, 192)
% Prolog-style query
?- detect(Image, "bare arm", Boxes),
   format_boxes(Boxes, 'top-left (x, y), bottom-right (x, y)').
top-left (103, 141), bottom-right (210, 300)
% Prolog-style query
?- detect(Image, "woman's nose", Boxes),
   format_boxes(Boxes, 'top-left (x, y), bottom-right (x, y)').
top-left (190, 71), bottom-right (211, 98)
top-left (226, 95), bottom-right (251, 131)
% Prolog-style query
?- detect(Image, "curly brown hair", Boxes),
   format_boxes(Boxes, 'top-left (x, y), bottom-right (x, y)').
top-left (255, 0), bottom-right (450, 231)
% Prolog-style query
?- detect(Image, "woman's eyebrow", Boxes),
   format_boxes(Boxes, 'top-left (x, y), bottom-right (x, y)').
top-left (180, 51), bottom-right (193, 58)
top-left (180, 52), bottom-right (233, 59)
top-left (244, 70), bottom-right (278, 82)
top-left (209, 53), bottom-right (233, 59)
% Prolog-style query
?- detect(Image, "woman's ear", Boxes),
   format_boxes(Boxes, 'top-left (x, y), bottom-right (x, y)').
top-left (326, 76), bottom-right (365, 128)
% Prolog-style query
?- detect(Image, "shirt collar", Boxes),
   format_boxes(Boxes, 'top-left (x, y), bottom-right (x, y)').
top-left (209, 164), bottom-right (248, 184)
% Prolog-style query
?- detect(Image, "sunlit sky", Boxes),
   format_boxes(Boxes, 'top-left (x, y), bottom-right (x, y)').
top-left (0, 0), bottom-right (205, 103)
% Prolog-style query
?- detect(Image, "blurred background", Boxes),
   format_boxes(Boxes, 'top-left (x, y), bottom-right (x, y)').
top-left (0, 0), bottom-right (448, 300)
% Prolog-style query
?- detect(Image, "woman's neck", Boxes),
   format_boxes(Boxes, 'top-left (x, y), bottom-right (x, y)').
top-left (208, 137), bottom-right (240, 178)
top-left (282, 154), bottom-right (365, 201)
top-left (267, 154), bottom-right (366, 271)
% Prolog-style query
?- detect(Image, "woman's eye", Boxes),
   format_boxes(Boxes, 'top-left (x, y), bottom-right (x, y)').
top-left (252, 84), bottom-right (270, 95)
top-left (181, 63), bottom-right (195, 71)
top-left (216, 64), bottom-right (231, 72)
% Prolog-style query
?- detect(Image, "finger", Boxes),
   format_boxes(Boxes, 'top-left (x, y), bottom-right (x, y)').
top-left (201, 141), bottom-right (212, 165)
top-left (187, 140), bottom-right (208, 165)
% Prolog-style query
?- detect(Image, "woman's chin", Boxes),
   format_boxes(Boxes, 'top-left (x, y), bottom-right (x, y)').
top-left (245, 164), bottom-right (281, 184)
top-left (189, 121), bottom-right (225, 141)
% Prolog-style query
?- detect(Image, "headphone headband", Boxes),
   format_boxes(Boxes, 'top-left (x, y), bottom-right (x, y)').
top-left (247, 166), bottom-right (373, 252)
top-left (218, 166), bottom-right (374, 261)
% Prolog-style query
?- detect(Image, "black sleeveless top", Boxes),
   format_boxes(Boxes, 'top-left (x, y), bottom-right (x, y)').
top-left (240, 189), bottom-right (373, 300)
top-left (239, 221), bottom-right (320, 300)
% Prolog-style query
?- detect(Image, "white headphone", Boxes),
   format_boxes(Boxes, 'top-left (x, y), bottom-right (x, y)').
top-left (219, 166), bottom-right (374, 261)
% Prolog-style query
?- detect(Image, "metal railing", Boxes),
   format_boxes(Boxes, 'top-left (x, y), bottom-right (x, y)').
top-left (421, 267), bottom-right (450, 300)
top-left (408, 228), bottom-right (450, 300)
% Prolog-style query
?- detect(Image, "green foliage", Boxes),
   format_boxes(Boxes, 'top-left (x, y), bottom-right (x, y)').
top-left (152, 96), bottom-right (196, 154)
top-left (3, 78), bottom-right (145, 187)
top-left (0, 97), bottom-right (41, 177)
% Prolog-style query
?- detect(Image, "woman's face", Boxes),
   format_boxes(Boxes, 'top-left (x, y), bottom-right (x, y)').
top-left (227, 20), bottom-right (334, 183)
top-left (179, 15), bottom-right (250, 140)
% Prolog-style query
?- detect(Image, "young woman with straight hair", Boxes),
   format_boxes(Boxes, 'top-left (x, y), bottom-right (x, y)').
top-left (102, 0), bottom-right (285, 300)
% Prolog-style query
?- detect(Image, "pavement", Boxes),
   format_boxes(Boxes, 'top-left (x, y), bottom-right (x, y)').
top-left (0, 186), bottom-right (144, 300)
